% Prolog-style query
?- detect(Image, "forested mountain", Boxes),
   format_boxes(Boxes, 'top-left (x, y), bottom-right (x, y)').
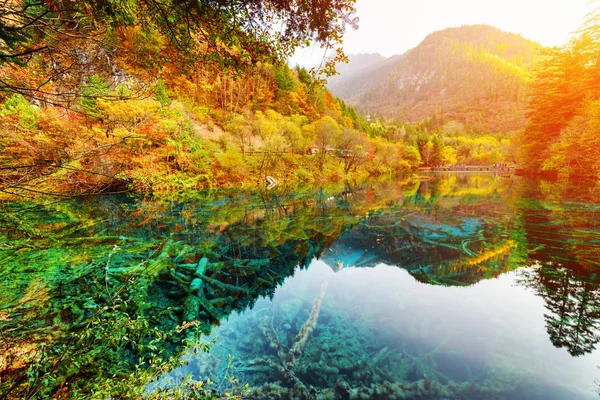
top-left (329, 25), bottom-right (542, 134)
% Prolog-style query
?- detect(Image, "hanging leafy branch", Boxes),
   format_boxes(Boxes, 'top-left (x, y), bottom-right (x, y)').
top-left (0, 0), bottom-right (358, 104)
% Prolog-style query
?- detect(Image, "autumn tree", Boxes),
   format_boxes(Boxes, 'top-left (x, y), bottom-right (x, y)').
top-left (313, 116), bottom-right (342, 169)
top-left (225, 112), bottom-right (254, 156)
top-left (0, 0), bottom-right (358, 104)
top-left (367, 137), bottom-right (401, 173)
top-left (339, 128), bottom-right (369, 173)
top-left (282, 114), bottom-right (311, 154)
top-left (421, 141), bottom-right (435, 167)
top-left (518, 5), bottom-right (600, 176)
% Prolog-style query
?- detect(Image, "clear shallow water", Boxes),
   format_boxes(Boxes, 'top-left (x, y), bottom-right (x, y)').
top-left (171, 262), bottom-right (600, 399)
top-left (1, 174), bottom-right (600, 399)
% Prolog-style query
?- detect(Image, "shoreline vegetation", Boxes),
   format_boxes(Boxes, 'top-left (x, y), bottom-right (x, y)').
top-left (0, 79), bottom-right (418, 200)
top-left (0, 3), bottom-right (598, 200)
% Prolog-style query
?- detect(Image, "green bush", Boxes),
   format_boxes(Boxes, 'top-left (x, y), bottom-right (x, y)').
top-left (0, 93), bottom-right (40, 129)
top-left (295, 167), bottom-right (314, 183)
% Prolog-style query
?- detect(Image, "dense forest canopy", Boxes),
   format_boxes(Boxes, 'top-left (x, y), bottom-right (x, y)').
top-left (0, 0), bottom-right (357, 103)
top-left (517, 6), bottom-right (600, 179)
top-left (4, 0), bottom-right (422, 199)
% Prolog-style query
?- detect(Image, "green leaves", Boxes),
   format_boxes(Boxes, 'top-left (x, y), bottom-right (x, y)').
top-left (80, 75), bottom-right (110, 118)
top-left (154, 80), bottom-right (171, 107)
top-left (0, 93), bottom-right (40, 129)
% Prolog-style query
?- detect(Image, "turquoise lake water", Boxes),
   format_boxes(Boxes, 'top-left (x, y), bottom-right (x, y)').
top-left (1, 174), bottom-right (600, 399)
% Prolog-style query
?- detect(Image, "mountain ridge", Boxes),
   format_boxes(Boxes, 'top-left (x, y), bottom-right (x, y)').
top-left (328, 24), bottom-right (543, 133)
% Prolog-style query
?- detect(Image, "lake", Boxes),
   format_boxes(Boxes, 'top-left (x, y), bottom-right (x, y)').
top-left (1, 174), bottom-right (600, 399)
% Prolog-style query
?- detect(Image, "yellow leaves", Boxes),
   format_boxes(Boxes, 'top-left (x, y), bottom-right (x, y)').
top-left (262, 133), bottom-right (288, 154)
top-left (112, 127), bottom-right (133, 140)
top-left (120, 26), bottom-right (167, 76)
top-left (253, 110), bottom-right (315, 154)
top-left (97, 98), bottom-right (161, 130)
top-left (465, 45), bottom-right (532, 81)
top-left (314, 116), bottom-right (342, 143)
top-left (257, 116), bottom-right (279, 139)
top-left (301, 123), bottom-right (316, 143)
top-left (214, 149), bottom-right (249, 184)
top-left (287, 90), bottom-right (301, 108)
top-left (342, 116), bottom-right (353, 128)
top-left (402, 145), bottom-right (421, 168)
top-left (152, 102), bottom-right (192, 137)
top-left (263, 109), bottom-right (284, 123)
top-left (466, 240), bottom-right (516, 266)
top-left (90, 126), bottom-right (105, 138)
top-left (446, 134), bottom-right (506, 165)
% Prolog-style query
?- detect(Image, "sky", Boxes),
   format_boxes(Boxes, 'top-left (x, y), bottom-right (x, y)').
top-left (291, 0), bottom-right (594, 66)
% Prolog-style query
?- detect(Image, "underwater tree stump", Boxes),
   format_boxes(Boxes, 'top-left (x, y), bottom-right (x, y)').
top-left (254, 280), bottom-right (329, 399)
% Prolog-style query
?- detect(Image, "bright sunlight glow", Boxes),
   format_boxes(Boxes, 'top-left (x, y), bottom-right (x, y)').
top-left (292, 0), bottom-right (593, 66)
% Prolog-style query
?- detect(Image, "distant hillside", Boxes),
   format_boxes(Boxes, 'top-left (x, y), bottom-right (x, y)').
top-left (335, 53), bottom-right (386, 75)
top-left (328, 25), bottom-right (542, 133)
top-left (326, 53), bottom-right (394, 99)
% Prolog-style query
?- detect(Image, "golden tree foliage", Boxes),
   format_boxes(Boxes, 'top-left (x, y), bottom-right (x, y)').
top-left (518, 6), bottom-right (600, 178)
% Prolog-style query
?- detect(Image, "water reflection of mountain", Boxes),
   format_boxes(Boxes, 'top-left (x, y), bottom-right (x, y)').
top-left (320, 178), bottom-right (600, 360)
top-left (321, 209), bottom-right (515, 286)
top-left (322, 175), bottom-right (519, 286)
top-left (2, 175), bottom-right (600, 398)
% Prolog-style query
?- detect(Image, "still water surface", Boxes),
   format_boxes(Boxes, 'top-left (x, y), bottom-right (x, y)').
top-left (1, 174), bottom-right (600, 399)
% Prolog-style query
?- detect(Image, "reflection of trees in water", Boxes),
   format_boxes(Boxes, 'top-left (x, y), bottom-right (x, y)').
top-left (4, 174), bottom-right (599, 397)
top-left (322, 177), bottom-right (518, 285)
top-left (519, 265), bottom-right (600, 357)
top-left (322, 210), bottom-right (518, 286)
top-left (0, 182), bottom-right (406, 398)
top-left (516, 179), bottom-right (600, 357)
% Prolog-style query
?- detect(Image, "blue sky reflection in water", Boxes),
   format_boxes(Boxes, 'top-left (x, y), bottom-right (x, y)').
top-left (166, 179), bottom-right (600, 399)
top-left (171, 262), bottom-right (600, 399)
